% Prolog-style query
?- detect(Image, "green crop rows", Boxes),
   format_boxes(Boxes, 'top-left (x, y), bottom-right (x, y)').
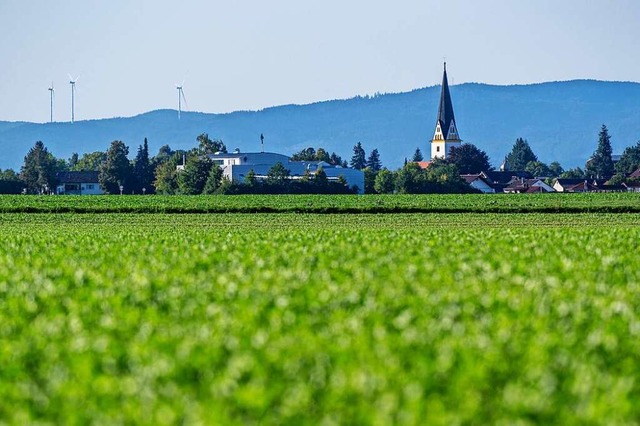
top-left (1, 212), bottom-right (640, 424)
top-left (0, 192), bottom-right (639, 214)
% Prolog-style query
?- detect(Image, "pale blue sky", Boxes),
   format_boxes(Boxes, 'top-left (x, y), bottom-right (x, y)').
top-left (1, 0), bottom-right (638, 122)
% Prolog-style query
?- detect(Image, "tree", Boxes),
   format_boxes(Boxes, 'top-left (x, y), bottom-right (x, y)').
top-left (559, 167), bottom-right (586, 179)
top-left (425, 160), bottom-right (464, 187)
top-left (266, 162), bottom-right (290, 188)
top-left (395, 162), bottom-right (425, 194)
top-left (314, 167), bottom-right (328, 190)
top-left (178, 154), bottom-right (213, 194)
top-left (291, 147), bottom-right (316, 161)
top-left (0, 169), bottom-right (19, 181)
top-left (363, 167), bottom-right (377, 194)
top-left (153, 145), bottom-right (174, 165)
top-left (68, 153), bottom-right (79, 169)
top-left (154, 159), bottom-right (179, 194)
top-left (0, 169), bottom-right (24, 194)
top-left (607, 173), bottom-right (627, 185)
top-left (374, 169), bottom-right (395, 194)
top-left (133, 138), bottom-right (153, 193)
top-left (203, 164), bottom-right (224, 194)
top-left (586, 125), bottom-right (615, 178)
top-left (412, 147), bottom-right (424, 162)
top-left (197, 133), bottom-right (226, 155)
top-left (525, 161), bottom-right (553, 177)
top-left (615, 141), bottom-right (640, 175)
top-left (548, 161), bottom-right (564, 178)
top-left (99, 141), bottom-right (133, 194)
top-left (447, 143), bottom-right (492, 174)
top-left (505, 138), bottom-right (538, 170)
top-left (20, 141), bottom-right (59, 194)
top-left (244, 169), bottom-right (257, 187)
top-left (329, 152), bottom-right (345, 167)
top-left (73, 151), bottom-right (106, 171)
top-left (315, 148), bottom-right (331, 163)
top-left (350, 142), bottom-right (366, 170)
top-left (366, 149), bottom-right (382, 172)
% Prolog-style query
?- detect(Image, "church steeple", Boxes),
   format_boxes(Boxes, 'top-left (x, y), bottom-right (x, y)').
top-left (431, 62), bottom-right (461, 159)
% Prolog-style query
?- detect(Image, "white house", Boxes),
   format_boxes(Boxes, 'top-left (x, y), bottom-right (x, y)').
top-left (461, 174), bottom-right (495, 193)
top-left (208, 151), bottom-right (365, 193)
top-left (553, 178), bottom-right (607, 192)
top-left (56, 171), bottom-right (103, 195)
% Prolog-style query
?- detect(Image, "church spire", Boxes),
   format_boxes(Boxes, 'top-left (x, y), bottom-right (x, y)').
top-left (436, 62), bottom-right (457, 140)
top-left (430, 62), bottom-right (461, 159)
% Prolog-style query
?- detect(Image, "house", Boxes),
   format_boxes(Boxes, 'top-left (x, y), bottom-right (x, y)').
top-left (553, 178), bottom-right (607, 192)
top-left (208, 151), bottom-right (365, 193)
top-left (559, 179), bottom-right (625, 193)
top-left (460, 174), bottom-right (495, 193)
top-left (503, 177), bottom-right (555, 193)
top-left (628, 168), bottom-right (640, 179)
top-left (56, 171), bottom-right (103, 195)
top-left (564, 181), bottom-right (600, 193)
top-left (623, 181), bottom-right (640, 192)
top-left (479, 171), bottom-right (533, 193)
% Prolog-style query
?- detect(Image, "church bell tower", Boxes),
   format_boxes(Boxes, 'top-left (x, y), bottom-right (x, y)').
top-left (431, 63), bottom-right (462, 159)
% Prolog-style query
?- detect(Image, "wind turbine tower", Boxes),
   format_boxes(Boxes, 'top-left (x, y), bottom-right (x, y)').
top-left (69, 75), bottom-right (79, 123)
top-left (176, 81), bottom-right (187, 120)
top-left (48, 82), bottom-right (55, 123)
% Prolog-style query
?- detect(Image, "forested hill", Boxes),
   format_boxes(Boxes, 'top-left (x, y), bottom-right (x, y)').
top-left (1, 80), bottom-right (640, 171)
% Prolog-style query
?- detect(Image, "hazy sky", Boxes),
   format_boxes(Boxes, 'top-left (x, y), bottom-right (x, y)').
top-left (1, 0), bottom-right (638, 123)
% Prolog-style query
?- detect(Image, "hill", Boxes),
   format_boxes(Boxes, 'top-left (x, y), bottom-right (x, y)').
top-left (1, 80), bottom-right (639, 171)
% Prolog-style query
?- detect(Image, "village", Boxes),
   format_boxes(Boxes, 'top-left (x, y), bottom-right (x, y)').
top-left (5, 63), bottom-right (640, 196)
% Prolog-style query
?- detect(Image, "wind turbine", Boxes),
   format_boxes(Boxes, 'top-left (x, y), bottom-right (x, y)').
top-left (69, 74), bottom-right (80, 123)
top-left (48, 82), bottom-right (55, 123)
top-left (176, 80), bottom-right (188, 120)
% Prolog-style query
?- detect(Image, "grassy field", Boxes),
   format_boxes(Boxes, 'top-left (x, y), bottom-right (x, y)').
top-left (1, 211), bottom-right (640, 424)
top-left (0, 192), bottom-right (639, 213)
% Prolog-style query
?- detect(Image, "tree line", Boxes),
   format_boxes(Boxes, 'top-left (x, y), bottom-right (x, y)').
top-left (499, 125), bottom-right (640, 184)
top-left (3, 124), bottom-right (639, 195)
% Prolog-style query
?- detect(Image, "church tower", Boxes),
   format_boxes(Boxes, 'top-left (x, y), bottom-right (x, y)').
top-left (431, 63), bottom-right (462, 159)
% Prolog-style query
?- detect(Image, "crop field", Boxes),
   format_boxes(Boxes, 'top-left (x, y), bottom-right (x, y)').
top-left (1, 192), bottom-right (639, 213)
top-left (2, 210), bottom-right (640, 424)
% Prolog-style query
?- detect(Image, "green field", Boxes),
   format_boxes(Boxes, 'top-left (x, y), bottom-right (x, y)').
top-left (1, 192), bottom-right (639, 213)
top-left (2, 202), bottom-right (640, 424)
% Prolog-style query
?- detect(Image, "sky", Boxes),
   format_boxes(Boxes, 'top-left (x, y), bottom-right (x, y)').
top-left (1, 0), bottom-right (639, 123)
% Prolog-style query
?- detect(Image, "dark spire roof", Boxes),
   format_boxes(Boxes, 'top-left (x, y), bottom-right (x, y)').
top-left (436, 62), bottom-right (457, 139)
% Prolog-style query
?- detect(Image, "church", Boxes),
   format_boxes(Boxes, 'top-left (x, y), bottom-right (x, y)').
top-left (430, 63), bottom-right (462, 160)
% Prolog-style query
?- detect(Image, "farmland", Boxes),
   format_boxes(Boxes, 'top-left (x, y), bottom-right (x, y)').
top-left (2, 210), bottom-right (640, 424)
top-left (0, 192), bottom-right (639, 213)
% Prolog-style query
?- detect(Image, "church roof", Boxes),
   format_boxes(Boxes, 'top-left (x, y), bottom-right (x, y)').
top-left (436, 63), bottom-right (457, 139)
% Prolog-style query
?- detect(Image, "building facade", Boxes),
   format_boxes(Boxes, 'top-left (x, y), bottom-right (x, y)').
top-left (56, 171), bottom-right (103, 195)
top-left (208, 151), bottom-right (365, 193)
top-left (431, 63), bottom-right (462, 160)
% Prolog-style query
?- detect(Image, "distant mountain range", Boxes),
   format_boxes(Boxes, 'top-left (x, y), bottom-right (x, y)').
top-left (1, 80), bottom-right (639, 171)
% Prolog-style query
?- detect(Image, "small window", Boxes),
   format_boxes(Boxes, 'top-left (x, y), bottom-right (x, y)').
top-left (437, 146), bottom-right (441, 152)
top-left (87, 184), bottom-right (94, 190)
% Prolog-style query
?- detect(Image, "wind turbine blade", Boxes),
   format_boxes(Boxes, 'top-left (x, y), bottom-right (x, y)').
top-left (75, 75), bottom-right (81, 82)
top-left (68, 73), bottom-right (73, 82)
top-left (181, 89), bottom-right (188, 110)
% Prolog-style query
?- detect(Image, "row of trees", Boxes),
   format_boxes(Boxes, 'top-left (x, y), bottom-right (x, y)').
top-left (500, 125), bottom-right (640, 183)
top-left (7, 124), bottom-right (640, 195)
top-left (11, 133), bottom-right (229, 194)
